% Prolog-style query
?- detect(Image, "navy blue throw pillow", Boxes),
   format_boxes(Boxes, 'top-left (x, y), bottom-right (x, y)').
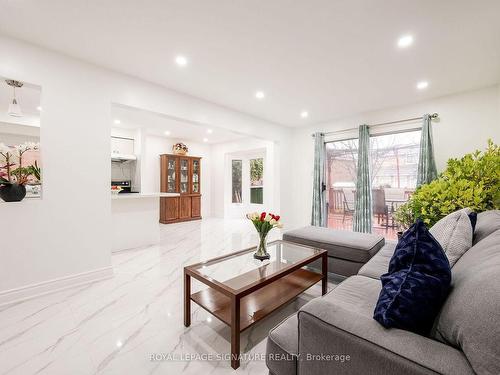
top-left (373, 219), bottom-right (451, 335)
top-left (468, 212), bottom-right (477, 233)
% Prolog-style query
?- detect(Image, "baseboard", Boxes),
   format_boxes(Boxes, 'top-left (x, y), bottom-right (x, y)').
top-left (0, 266), bottom-right (114, 307)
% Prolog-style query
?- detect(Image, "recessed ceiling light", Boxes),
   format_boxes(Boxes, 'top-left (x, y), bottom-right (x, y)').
top-left (397, 35), bottom-right (414, 48)
top-left (116, 340), bottom-right (123, 348)
top-left (113, 119), bottom-right (121, 125)
top-left (37, 106), bottom-right (42, 111)
top-left (255, 91), bottom-right (265, 100)
top-left (206, 129), bottom-right (213, 134)
top-left (203, 138), bottom-right (208, 142)
top-left (164, 130), bottom-right (171, 136)
top-left (300, 111), bottom-right (309, 118)
top-left (175, 55), bottom-right (188, 66)
top-left (416, 81), bottom-right (429, 90)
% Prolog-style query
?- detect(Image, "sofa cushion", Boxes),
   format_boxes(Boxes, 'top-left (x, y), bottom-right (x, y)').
top-left (309, 256), bottom-right (365, 277)
top-left (299, 275), bottom-right (474, 375)
top-left (374, 220), bottom-right (451, 335)
top-left (429, 209), bottom-right (473, 267)
top-left (266, 314), bottom-right (298, 375)
top-left (358, 241), bottom-right (397, 279)
top-left (432, 229), bottom-right (500, 375)
top-left (473, 209), bottom-right (500, 244)
top-left (283, 226), bottom-right (384, 263)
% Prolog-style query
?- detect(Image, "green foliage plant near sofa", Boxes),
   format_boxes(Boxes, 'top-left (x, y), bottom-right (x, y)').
top-left (395, 140), bottom-right (500, 228)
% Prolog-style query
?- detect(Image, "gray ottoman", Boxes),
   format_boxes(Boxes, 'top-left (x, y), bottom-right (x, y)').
top-left (283, 226), bottom-right (385, 277)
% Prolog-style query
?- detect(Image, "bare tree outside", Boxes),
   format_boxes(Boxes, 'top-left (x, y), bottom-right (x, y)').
top-left (231, 160), bottom-right (242, 203)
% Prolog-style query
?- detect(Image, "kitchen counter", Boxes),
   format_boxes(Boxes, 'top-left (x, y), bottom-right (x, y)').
top-left (111, 192), bottom-right (179, 252)
top-left (111, 192), bottom-right (179, 200)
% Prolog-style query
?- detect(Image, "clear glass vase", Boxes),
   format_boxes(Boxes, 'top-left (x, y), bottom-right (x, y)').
top-left (254, 231), bottom-right (270, 260)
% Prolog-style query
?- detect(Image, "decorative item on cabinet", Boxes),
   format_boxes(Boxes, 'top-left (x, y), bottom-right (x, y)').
top-left (160, 154), bottom-right (202, 224)
top-left (172, 142), bottom-right (188, 155)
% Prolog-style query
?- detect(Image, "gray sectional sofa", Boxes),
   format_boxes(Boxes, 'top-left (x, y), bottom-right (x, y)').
top-left (266, 210), bottom-right (500, 375)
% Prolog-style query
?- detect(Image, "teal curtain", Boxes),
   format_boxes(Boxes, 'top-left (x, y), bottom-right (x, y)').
top-left (311, 132), bottom-right (326, 227)
top-left (353, 125), bottom-right (372, 233)
top-left (417, 114), bottom-right (438, 186)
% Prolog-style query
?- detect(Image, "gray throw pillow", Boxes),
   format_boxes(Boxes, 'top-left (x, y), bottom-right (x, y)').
top-left (429, 209), bottom-right (473, 267)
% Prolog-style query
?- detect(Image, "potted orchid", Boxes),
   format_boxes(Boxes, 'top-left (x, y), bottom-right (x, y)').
top-left (0, 142), bottom-right (40, 202)
top-left (246, 212), bottom-right (283, 260)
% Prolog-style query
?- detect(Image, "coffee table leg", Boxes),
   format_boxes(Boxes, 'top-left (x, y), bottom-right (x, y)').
top-left (230, 296), bottom-right (240, 369)
top-left (322, 253), bottom-right (328, 295)
top-left (184, 271), bottom-right (191, 327)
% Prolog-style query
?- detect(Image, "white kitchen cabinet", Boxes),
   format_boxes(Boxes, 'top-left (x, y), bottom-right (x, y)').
top-left (111, 136), bottom-right (134, 155)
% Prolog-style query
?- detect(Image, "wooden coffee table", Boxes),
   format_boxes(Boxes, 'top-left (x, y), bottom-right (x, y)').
top-left (184, 240), bottom-right (328, 369)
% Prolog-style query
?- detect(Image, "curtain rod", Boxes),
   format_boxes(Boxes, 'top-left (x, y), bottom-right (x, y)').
top-left (312, 112), bottom-right (439, 137)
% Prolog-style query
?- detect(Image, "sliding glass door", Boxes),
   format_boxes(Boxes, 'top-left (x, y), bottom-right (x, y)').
top-left (325, 139), bottom-right (358, 230)
top-left (326, 129), bottom-right (420, 239)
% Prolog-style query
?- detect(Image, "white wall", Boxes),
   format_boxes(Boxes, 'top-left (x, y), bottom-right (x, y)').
top-left (0, 122), bottom-right (39, 145)
top-left (290, 85), bottom-right (500, 229)
top-left (0, 36), bottom-right (290, 299)
top-left (142, 135), bottom-right (212, 217)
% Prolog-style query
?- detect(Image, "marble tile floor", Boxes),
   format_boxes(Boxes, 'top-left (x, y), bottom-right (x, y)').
top-left (0, 218), bottom-right (338, 375)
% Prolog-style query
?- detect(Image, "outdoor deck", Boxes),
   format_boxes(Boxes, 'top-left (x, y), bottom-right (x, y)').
top-left (327, 213), bottom-right (398, 240)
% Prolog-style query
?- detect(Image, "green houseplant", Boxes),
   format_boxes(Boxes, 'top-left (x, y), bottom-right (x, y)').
top-left (394, 140), bottom-right (500, 229)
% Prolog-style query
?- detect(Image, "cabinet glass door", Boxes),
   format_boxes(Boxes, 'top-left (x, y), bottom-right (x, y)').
top-left (180, 158), bottom-right (189, 194)
top-left (192, 159), bottom-right (200, 193)
top-left (167, 157), bottom-right (177, 193)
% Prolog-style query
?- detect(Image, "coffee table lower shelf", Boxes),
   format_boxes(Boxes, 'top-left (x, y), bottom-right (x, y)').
top-left (191, 268), bottom-right (322, 331)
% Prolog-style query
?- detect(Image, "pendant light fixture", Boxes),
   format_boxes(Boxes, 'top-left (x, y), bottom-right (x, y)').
top-left (6, 80), bottom-right (24, 117)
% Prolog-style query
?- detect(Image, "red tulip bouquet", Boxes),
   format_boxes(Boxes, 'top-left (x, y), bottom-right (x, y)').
top-left (246, 212), bottom-right (283, 260)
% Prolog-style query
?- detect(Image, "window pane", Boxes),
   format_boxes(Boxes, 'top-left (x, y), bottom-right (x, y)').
top-left (231, 160), bottom-right (242, 203)
top-left (250, 187), bottom-right (263, 204)
top-left (325, 139), bottom-right (359, 231)
top-left (250, 158), bottom-right (263, 204)
top-left (370, 131), bottom-right (420, 190)
top-left (370, 130), bottom-right (421, 239)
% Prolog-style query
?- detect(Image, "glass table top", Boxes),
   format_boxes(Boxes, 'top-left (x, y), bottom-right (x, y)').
top-left (188, 240), bottom-right (323, 291)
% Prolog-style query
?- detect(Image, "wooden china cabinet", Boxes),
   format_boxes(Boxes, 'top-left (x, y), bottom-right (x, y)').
top-left (159, 154), bottom-right (202, 224)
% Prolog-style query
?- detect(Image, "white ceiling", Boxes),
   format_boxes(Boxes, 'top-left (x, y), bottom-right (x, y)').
top-left (0, 77), bottom-right (41, 127)
top-left (1, 1), bottom-right (499, 127)
top-left (111, 104), bottom-right (246, 144)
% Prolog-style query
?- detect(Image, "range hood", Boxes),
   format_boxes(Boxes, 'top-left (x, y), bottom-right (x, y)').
top-left (111, 153), bottom-right (137, 162)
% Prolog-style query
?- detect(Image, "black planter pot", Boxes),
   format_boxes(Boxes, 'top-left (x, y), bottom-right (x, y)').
top-left (0, 184), bottom-right (27, 202)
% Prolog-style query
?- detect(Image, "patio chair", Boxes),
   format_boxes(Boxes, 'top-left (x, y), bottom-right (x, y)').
top-left (341, 188), bottom-right (355, 223)
top-left (384, 187), bottom-right (407, 212)
top-left (372, 188), bottom-right (389, 228)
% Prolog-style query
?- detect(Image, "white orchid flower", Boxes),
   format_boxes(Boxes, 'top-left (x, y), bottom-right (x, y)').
top-left (14, 142), bottom-right (39, 155)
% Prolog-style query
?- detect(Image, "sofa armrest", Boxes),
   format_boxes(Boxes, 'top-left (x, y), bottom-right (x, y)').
top-left (297, 299), bottom-right (474, 375)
